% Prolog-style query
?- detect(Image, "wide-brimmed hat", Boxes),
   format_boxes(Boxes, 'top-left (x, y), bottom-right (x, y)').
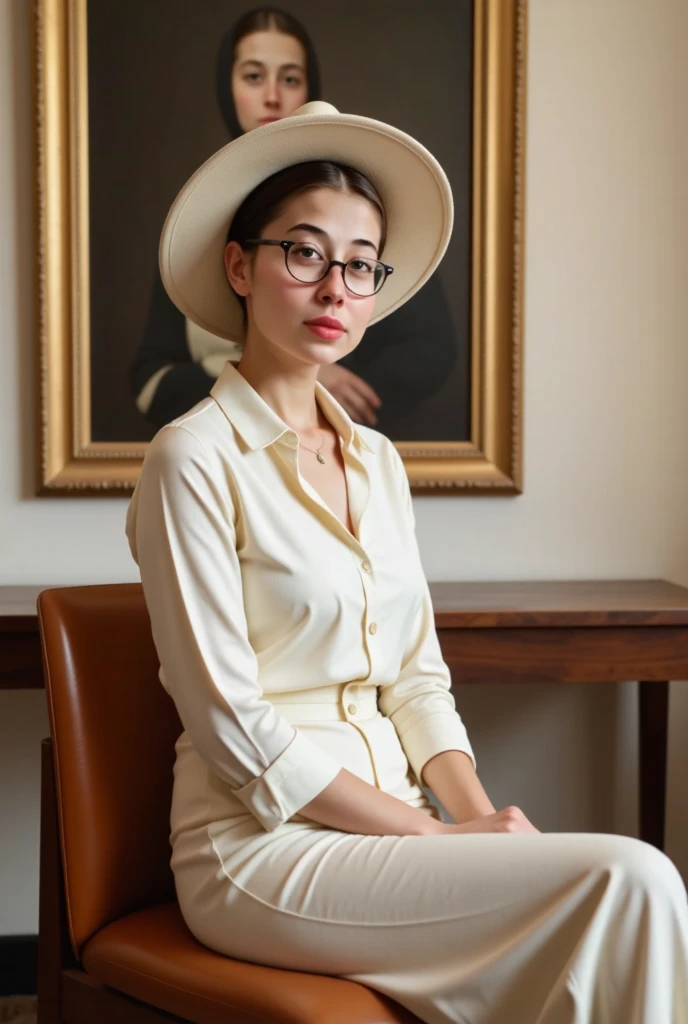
top-left (159, 101), bottom-right (453, 342)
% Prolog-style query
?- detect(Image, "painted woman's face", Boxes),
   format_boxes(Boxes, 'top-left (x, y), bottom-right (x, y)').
top-left (231, 30), bottom-right (308, 134)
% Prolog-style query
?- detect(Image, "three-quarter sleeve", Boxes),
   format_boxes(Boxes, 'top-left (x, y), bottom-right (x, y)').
top-left (126, 424), bottom-right (343, 832)
top-left (378, 443), bottom-right (476, 785)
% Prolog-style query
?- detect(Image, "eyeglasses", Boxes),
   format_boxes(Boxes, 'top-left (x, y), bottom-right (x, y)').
top-left (241, 239), bottom-right (394, 297)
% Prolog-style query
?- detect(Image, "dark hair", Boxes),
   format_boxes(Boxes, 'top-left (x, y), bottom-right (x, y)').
top-left (226, 161), bottom-right (387, 325)
top-left (216, 8), bottom-right (322, 138)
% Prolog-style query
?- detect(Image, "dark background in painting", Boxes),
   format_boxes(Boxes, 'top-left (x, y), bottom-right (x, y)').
top-left (87, 0), bottom-right (473, 443)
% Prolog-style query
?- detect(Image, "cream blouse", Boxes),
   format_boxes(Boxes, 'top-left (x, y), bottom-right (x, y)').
top-left (125, 360), bottom-right (475, 833)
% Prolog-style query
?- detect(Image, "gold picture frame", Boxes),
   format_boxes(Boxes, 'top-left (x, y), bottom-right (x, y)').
top-left (33, 0), bottom-right (527, 495)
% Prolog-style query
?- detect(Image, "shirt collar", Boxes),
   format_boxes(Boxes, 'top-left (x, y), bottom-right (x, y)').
top-left (210, 360), bottom-right (377, 456)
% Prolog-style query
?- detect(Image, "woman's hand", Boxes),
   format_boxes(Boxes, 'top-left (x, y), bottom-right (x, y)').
top-left (317, 364), bottom-right (382, 426)
top-left (426, 806), bottom-right (541, 836)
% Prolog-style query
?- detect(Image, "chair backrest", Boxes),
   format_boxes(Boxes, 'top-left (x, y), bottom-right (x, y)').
top-left (38, 584), bottom-right (181, 959)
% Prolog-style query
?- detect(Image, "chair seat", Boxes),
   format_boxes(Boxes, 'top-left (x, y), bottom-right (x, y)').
top-left (81, 901), bottom-right (420, 1024)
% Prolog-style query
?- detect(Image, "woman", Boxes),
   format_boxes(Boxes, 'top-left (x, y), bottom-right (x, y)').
top-left (126, 102), bottom-right (688, 1023)
top-left (129, 7), bottom-right (457, 436)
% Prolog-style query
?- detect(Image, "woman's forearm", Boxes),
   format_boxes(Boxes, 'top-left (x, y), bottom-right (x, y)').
top-left (421, 750), bottom-right (495, 824)
top-left (299, 767), bottom-right (442, 836)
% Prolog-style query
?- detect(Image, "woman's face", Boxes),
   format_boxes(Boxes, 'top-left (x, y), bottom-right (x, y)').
top-left (231, 30), bottom-right (308, 133)
top-left (226, 187), bottom-right (382, 367)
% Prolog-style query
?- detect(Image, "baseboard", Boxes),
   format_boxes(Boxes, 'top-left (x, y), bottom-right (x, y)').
top-left (0, 935), bottom-right (38, 996)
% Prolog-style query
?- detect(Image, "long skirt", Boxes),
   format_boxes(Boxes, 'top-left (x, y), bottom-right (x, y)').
top-left (170, 685), bottom-right (688, 1023)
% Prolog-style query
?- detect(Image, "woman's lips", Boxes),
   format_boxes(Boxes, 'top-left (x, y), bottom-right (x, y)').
top-left (304, 317), bottom-right (345, 340)
top-left (305, 323), bottom-right (344, 340)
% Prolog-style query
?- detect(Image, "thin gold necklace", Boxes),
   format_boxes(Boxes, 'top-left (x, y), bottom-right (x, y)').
top-left (298, 429), bottom-right (326, 464)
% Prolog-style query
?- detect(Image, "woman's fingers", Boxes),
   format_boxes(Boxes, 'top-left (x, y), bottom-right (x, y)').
top-left (342, 387), bottom-right (378, 425)
top-left (319, 365), bottom-right (382, 425)
top-left (440, 807), bottom-right (542, 836)
top-left (343, 377), bottom-right (383, 426)
top-left (350, 375), bottom-right (382, 410)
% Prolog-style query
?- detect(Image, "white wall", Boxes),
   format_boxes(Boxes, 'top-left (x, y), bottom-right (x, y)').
top-left (1, 0), bottom-right (687, 935)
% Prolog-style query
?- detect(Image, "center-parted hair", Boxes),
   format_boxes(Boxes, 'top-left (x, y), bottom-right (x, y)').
top-left (216, 7), bottom-right (322, 139)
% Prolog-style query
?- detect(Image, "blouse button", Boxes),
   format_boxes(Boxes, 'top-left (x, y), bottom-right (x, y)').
top-left (368, 622), bottom-right (377, 635)
top-left (361, 560), bottom-right (371, 573)
top-left (347, 703), bottom-right (357, 715)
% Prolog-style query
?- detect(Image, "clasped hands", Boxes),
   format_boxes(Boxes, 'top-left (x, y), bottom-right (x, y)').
top-left (426, 805), bottom-right (541, 836)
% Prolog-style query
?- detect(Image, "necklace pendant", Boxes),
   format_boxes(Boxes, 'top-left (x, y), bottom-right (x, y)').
top-left (316, 453), bottom-right (326, 464)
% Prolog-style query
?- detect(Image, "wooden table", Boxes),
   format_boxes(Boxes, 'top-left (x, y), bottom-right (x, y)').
top-left (3, 580), bottom-right (688, 851)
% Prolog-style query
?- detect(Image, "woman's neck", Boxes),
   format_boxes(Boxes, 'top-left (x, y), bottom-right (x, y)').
top-left (235, 344), bottom-right (326, 435)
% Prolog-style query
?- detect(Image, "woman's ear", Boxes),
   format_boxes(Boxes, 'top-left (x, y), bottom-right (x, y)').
top-left (224, 241), bottom-right (252, 296)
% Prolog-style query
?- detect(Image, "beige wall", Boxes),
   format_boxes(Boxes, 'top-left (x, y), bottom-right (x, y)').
top-left (1, 0), bottom-right (687, 935)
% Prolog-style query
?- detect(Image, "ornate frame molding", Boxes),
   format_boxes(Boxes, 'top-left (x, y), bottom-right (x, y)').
top-left (34, 0), bottom-right (527, 494)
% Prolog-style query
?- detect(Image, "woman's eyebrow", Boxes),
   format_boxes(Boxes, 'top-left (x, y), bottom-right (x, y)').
top-left (287, 222), bottom-right (378, 252)
top-left (238, 59), bottom-right (304, 72)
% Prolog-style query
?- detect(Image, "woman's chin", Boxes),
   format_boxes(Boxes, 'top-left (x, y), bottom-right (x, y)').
top-left (260, 327), bottom-right (358, 366)
top-left (300, 327), bottom-right (364, 358)
top-left (292, 336), bottom-right (347, 363)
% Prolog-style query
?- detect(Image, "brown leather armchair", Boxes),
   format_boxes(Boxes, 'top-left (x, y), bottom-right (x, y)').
top-left (37, 583), bottom-right (421, 1024)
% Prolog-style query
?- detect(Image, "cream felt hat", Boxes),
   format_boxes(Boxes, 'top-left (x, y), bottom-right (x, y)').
top-left (159, 101), bottom-right (453, 342)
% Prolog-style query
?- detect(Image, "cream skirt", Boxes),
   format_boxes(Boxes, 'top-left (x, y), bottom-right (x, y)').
top-left (169, 685), bottom-right (688, 1023)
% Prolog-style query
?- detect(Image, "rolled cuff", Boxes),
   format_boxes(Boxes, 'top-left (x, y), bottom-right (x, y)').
top-left (232, 729), bottom-right (343, 832)
top-left (400, 712), bottom-right (477, 787)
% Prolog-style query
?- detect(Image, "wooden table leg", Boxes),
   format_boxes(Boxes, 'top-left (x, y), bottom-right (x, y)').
top-left (638, 680), bottom-right (669, 851)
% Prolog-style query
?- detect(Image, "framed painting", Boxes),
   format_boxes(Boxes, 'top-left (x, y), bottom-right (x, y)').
top-left (34, 0), bottom-right (527, 494)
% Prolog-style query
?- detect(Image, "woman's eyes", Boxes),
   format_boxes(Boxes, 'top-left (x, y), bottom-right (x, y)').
top-left (291, 249), bottom-right (376, 272)
top-left (349, 259), bottom-right (374, 274)
top-left (241, 73), bottom-right (305, 87)
top-left (293, 245), bottom-right (323, 261)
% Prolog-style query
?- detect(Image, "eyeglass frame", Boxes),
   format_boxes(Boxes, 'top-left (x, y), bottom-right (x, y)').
top-left (240, 238), bottom-right (394, 296)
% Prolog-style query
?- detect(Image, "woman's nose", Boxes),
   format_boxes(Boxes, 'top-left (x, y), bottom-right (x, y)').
top-left (263, 79), bottom-right (280, 108)
top-left (315, 264), bottom-right (346, 304)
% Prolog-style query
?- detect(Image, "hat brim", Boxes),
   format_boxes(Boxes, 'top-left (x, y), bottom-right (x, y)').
top-left (159, 111), bottom-right (453, 342)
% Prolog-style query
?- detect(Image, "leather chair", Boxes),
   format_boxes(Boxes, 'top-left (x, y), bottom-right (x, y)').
top-left (37, 583), bottom-right (421, 1024)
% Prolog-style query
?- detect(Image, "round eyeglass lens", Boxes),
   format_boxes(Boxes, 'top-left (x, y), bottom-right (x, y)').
top-left (343, 257), bottom-right (386, 296)
top-left (286, 243), bottom-right (327, 282)
top-left (286, 243), bottom-right (385, 296)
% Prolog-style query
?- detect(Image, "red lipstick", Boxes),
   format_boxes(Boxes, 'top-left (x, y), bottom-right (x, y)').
top-left (304, 316), bottom-right (345, 340)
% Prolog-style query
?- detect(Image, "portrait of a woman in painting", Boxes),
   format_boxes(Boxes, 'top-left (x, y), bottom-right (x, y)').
top-left (36, 0), bottom-right (522, 493)
top-left (128, 7), bottom-right (462, 443)
top-left (86, 1), bottom-right (473, 447)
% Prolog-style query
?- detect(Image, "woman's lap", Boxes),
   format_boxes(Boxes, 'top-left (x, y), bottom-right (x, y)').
top-left (172, 822), bottom-right (686, 973)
